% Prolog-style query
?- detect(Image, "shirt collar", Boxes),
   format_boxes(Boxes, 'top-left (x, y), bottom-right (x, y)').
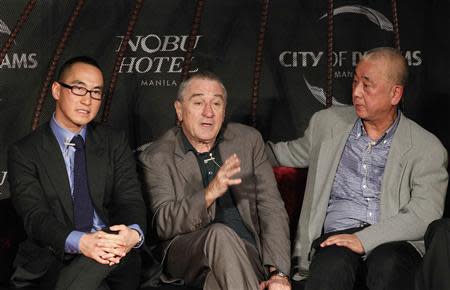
top-left (355, 110), bottom-right (401, 144)
top-left (50, 114), bottom-right (87, 151)
top-left (180, 127), bottom-right (224, 154)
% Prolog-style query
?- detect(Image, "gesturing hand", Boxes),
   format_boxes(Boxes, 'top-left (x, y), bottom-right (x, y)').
top-left (204, 153), bottom-right (242, 208)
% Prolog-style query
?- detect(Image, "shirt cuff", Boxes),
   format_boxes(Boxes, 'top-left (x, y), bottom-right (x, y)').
top-left (64, 231), bottom-right (85, 254)
top-left (128, 224), bottom-right (144, 248)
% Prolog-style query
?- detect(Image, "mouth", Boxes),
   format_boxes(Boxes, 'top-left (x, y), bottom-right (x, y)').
top-left (200, 122), bottom-right (213, 127)
top-left (76, 109), bottom-right (90, 115)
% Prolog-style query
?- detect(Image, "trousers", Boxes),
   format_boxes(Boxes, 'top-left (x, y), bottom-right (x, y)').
top-left (416, 218), bottom-right (450, 290)
top-left (306, 228), bottom-right (421, 290)
top-left (164, 223), bottom-right (265, 290)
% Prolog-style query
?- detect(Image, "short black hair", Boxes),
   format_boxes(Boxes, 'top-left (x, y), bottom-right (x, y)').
top-left (57, 56), bottom-right (103, 81)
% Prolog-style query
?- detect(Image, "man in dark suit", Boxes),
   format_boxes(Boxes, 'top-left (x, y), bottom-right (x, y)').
top-left (8, 56), bottom-right (146, 290)
top-left (139, 71), bottom-right (291, 290)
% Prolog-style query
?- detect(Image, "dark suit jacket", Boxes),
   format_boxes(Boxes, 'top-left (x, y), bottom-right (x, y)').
top-left (7, 122), bottom-right (146, 277)
top-left (138, 123), bottom-right (290, 282)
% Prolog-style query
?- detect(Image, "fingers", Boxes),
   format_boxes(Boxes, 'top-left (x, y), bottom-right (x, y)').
top-left (80, 230), bottom-right (130, 266)
top-left (259, 281), bottom-right (268, 290)
top-left (218, 154), bottom-right (241, 183)
top-left (205, 154), bottom-right (243, 207)
top-left (320, 234), bottom-right (364, 254)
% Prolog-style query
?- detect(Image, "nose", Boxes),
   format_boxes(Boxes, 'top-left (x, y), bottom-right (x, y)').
top-left (352, 81), bottom-right (363, 100)
top-left (202, 103), bottom-right (214, 117)
top-left (80, 94), bottom-right (92, 105)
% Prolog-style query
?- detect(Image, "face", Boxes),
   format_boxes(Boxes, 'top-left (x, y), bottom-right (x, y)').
top-left (352, 57), bottom-right (402, 124)
top-left (175, 78), bottom-right (225, 149)
top-left (52, 62), bottom-right (103, 133)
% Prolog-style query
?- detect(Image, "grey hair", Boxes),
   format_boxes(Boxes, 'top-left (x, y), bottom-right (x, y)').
top-left (177, 71), bottom-right (228, 102)
top-left (361, 47), bottom-right (408, 86)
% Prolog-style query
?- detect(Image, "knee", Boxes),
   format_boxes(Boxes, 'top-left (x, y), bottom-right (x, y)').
top-left (366, 242), bottom-right (419, 279)
top-left (310, 246), bottom-right (360, 278)
top-left (307, 247), bottom-right (360, 289)
top-left (367, 242), bottom-right (403, 272)
top-left (205, 223), bottom-right (237, 240)
top-left (425, 219), bottom-right (450, 247)
top-left (203, 223), bottom-right (241, 251)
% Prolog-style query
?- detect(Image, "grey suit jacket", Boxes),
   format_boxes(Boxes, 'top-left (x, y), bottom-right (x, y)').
top-left (8, 122), bottom-right (146, 276)
top-left (139, 123), bottom-right (290, 277)
top-left (267, 106), bottom-right (448, 278)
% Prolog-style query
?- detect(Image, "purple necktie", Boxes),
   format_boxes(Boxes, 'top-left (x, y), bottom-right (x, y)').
top-left (71, 135), bottom-right (94, 232)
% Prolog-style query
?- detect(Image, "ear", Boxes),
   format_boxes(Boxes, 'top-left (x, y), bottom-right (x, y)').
top-left (174, 100), bottom-right (183, 122)
top-left (390, 85), bottom-right (403, 106)
top-left (51, 81), bottom-right (61, 101)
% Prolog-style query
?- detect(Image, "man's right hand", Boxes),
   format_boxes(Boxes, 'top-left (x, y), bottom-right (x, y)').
top-left (204, 153), bottom-right (242, 208)
top-left (79, 230), bottom-right (125, 265)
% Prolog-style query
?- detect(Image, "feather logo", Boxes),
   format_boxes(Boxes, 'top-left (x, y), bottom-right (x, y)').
top-left (319, 5), bottom-right (393, 32)
top-left (0, 19), bottom-right (12, 36)
top-left (303, 75), bottom-right (347, 107)
top-left (304, 5), bottom-right (393, 106)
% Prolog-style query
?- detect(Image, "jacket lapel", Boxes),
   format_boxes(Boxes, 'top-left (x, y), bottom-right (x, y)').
top-left (380, 113), bottom-right (411, 218)
top-left (309, 115), bottom-right (356, 238)
top-left (219, 127), bottom-right (255, 233)
top-left (85, 125), bottom-right (107, 216)
top-left (39, 124), bottom-right (74, 223)
top-left (173, 130), bottom-right (204, 196)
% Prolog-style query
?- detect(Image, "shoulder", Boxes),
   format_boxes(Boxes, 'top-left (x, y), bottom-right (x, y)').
top-left (224, 122), bottom-right (261, 138)
top-left (400, 115), bottom-right (446, 153)
top-left (311, 106), bottom-right (356, 124)
top-left (8, 123), bottom-right (50, 155)
top-left (223, 122), bottom-right (263, 144)
top-left (138, 127), bottom-right (178, 163)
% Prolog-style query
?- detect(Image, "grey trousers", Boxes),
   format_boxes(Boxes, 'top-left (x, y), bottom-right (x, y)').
top-left (165, 223), bottom-right (265, 290)
top-left (54, 249), bottom-right (141, 290)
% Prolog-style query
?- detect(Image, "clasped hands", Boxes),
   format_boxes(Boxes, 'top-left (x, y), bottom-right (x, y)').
top-left (79, 224), bottom-right (140, 266)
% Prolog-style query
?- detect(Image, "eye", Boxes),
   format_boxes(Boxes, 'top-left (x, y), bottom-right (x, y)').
top-left (92, 90), bottom-right (103, 98)
top-left (72, 86), bottom-right (87, 94)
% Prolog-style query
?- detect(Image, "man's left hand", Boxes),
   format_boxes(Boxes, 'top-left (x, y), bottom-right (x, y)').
top-left (320, 234), bottom-right (365, 254)
top-left (258, 276), bottom-right (291, 290)
top-left (97, 224), bottom-right (140, 265)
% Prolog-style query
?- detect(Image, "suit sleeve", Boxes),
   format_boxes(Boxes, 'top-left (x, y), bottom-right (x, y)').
top-left (252, 130), bottom-right (291, 275)
top-left (266, 111), bottom-right (317, 168)
top-left (356, 139), bottom-right (449, 253)
top-left (138, 151), bottom-right (212, 241)
top-left (8, 144), bottom-right (71, 259)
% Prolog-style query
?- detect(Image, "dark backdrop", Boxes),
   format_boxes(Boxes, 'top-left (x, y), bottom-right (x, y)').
top-left (1, 0), bottom-right (449, 215)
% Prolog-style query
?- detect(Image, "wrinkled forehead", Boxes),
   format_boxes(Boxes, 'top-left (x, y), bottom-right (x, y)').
top-left (184, 78), bottom-right (226, 100)
top-left (355, 58), bottom-right (390, 81)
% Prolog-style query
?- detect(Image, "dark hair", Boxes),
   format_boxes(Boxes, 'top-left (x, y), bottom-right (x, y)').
top-left (57, 56), bottom-right (103, 81)
top-left (177, 71), bottom-right (227, 102)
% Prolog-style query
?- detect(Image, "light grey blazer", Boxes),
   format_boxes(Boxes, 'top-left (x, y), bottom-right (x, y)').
top-left (267, 106), bottom-right (448, 279)
top-left (139, 122), bottom-right (291, 278)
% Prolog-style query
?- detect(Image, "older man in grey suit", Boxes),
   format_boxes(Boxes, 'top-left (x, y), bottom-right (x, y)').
top-left (267, 47), bottom-right (448, 290)
top-left (139, 71), bottom-right (291, 290)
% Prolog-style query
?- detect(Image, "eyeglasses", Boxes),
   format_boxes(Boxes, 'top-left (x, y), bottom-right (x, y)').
top-left (57, 82), bottom-right (104, 100)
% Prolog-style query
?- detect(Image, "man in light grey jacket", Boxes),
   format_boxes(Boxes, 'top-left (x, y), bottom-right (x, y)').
top-left (267, 47), bottom-right (448, 290)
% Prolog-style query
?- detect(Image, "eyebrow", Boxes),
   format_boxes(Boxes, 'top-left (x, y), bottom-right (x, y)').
top-left (69, 80), bottom-right (103, 90)
top-left (188, 93), bottom-right (224, 100)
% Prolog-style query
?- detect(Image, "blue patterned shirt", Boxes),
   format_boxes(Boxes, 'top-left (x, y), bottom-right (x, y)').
top-left (324, 113), bottom-right (400, 233)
